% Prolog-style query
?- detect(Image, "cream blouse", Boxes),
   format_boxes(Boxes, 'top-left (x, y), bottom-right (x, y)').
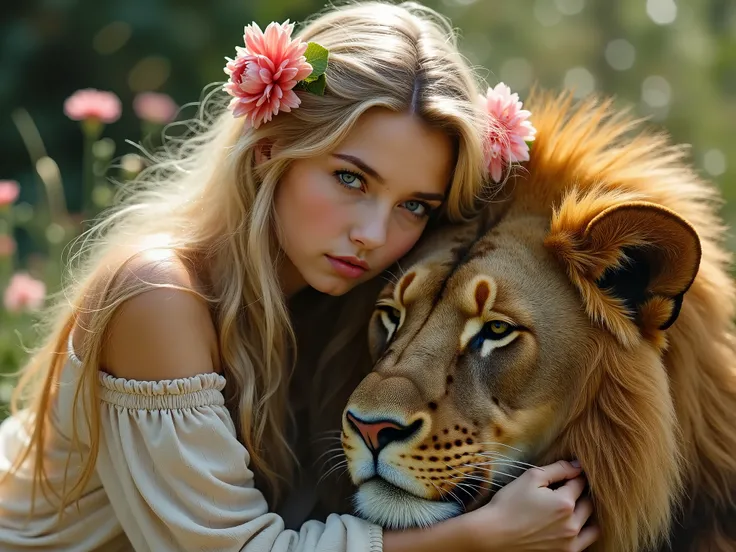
top-left (0, 341), bottom-right (382, 552)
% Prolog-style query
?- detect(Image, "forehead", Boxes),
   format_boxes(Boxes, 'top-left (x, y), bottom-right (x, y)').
top-left (334, 107), bottom-right (454, 193)
top-left (383, 215), bottom-right (581, 316)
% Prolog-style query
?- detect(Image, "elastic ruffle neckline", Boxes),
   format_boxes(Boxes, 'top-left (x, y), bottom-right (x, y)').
top-left (66, 332), bottom-right (227, 410)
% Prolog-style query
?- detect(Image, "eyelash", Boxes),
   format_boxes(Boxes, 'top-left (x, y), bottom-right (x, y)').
top-left (332, 169), bottom-right (434, 220)
top-left (333, 169), bottom-right (366, 191)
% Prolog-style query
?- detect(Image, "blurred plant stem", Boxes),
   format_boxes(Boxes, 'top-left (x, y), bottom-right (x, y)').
top-left (11, 108), bottom-right (75, 277)
top-left (0, 207), bottom-right (15, 283)
top-left (11, 109), bottom-right (70, 228)
top-left (82, 119), bottom-right (104, 223)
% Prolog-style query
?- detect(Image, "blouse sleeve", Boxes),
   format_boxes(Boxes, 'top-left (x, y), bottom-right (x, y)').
top-left (95, 371), bottom-right (383, 552)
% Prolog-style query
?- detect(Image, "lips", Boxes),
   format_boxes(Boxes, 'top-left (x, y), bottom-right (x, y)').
top-left (326, 255), bottom-right (369, 279)
top-left (331, 255), bottom-right (369, 270)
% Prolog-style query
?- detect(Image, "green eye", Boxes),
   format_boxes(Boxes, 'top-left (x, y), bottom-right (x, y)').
top-left (336, 170), bottom-right (363, 190)
top-left (489, 320), bottom-right (509, 335)
top-left (403, 200), bottom-right (427, 217)
top-left (469, 319), bottom-right (519, 352)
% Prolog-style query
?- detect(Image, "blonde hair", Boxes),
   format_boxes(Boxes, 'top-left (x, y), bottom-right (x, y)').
top-left (5, 0), bottom-right (490, 514)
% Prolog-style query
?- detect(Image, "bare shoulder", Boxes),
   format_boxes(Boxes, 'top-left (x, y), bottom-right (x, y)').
top-left (72, 245), bottom-right (220, 381)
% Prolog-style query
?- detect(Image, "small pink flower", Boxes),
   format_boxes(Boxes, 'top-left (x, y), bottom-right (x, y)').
top-left (3, 272), bottom-right (46, 313)
top-left (64, 89), bottom-right (122, 124)
top-left (0, 180), bottom-right (20, 207)
top-left (224, 20), bottom-right (313, 129)
top-left (133, 92), bottom-right (178, 124)
top-left (0, 235), bottom-right (16, 257)
top-left (481, 83), bottom-right (537, 183)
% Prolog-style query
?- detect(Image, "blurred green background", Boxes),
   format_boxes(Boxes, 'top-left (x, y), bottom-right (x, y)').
top-left (0, 0), bottom-right (734, 416)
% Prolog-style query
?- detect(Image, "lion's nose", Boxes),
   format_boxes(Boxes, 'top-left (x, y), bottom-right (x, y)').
top-left (346, 411), bottom-right (422, 455)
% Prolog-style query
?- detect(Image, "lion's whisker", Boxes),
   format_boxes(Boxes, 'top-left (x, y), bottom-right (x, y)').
top-left (318, 459), bottom-right (348, 484)
top-left (314, 446), bottom-right (346, 461)
top-left (473, 457), bottom-right (534, 472)
top-left (453, 481), bottom-right (487, 494)
top-left (474, 442), bottom-right (524, 454)
top-left (449, 473), bottom-right (504, 490)
top-left (476, 451), bottom-right (539, 470)
top-left (442, 476), bottom-right (476, 503)
top-left (462, 463), bottom-right (518, 480)
top-left (431, 481), bottom-right (465, 510)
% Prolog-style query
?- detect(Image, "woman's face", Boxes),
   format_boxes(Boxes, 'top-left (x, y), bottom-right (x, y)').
top-left (275, 107), bottom-right (455, 297)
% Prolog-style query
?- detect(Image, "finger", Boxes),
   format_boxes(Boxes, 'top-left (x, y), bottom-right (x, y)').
top-left (574, 524), bottom-right (601, 550)
top-left (570, 495), bottom-right (594, 528)
top-left (530, 460), bottom-right (582, 487)
top-left (555, 475), bottom-right (587, 501)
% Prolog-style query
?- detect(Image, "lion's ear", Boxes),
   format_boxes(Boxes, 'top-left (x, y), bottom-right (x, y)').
top-left (545, 193), bottom-right (701, 347)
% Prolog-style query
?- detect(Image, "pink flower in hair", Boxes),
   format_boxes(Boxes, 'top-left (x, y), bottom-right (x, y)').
top-left (64, 89), bottom-right (122, 124)
top-left (224, 20), bottom-right (314, 129)
top-left (481, 82), bottom-right (537, 183)
top-left (3, 272), bottom-right (46, 313)
top-left (0, 180), bottom-right (20, 207)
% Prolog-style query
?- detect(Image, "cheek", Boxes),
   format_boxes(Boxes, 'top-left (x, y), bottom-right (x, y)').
top-left (277, 171), bottom-right (349, 239)
top-left (376, 222), bottom-right (426, 268)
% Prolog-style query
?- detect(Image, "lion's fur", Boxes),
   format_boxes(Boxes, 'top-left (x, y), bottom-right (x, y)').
top-left (525, 91), bottom-right (736, 551)
top-left (342, 91), bottom-right (736, 551)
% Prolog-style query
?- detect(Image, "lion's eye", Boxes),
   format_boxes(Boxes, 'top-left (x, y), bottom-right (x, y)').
top-left (377, 305), bottom-right (402, 337)
top-left (468, 319), bottom-right (518, 353)
top-left (385, 307), bottom-right (401, 325)
top-left (488, 320), bottom-right (509, 336)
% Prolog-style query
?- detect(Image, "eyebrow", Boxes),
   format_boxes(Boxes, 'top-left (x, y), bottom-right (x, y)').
top-left (332, 153), bottom-right (385, 183)
top-left (331, 153), bottom-right (446, 203)
top-left (412, 191), bottom-right (445, 202)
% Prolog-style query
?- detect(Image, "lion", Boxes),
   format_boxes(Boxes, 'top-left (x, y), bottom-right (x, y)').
top-left (340, 92), bottom-right (736, 551)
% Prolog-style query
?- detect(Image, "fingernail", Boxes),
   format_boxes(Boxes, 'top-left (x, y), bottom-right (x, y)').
top-left (570, 459), bottom-right (581, 468)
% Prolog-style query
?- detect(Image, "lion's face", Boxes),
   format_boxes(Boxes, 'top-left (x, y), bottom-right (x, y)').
top-left (342, 195), bottom-right (701, 533)
top-left (341, 214), bottom-right (593, 527)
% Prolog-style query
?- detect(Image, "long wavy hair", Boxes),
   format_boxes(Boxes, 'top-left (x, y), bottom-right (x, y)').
top-left (3, 1), bottom-right (492, 513)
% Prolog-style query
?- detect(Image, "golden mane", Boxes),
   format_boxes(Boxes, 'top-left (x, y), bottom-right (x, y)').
top-left (519, 91), bottom-right (736, 551)
top-left (339, 90), bottom-right (735, 551)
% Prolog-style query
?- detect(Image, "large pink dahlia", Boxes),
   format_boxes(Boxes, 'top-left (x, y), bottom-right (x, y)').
top-left (481, 82), bottom-right (537, 183)
top-left (224, 20), bottom-right (313, 129)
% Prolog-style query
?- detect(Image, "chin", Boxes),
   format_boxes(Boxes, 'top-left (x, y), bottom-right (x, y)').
top-left (352, 479), bottom-right (463, 530)
top-left (308, 275), bottom-right (363, 297)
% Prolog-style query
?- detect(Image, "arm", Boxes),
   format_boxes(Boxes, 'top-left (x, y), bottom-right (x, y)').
top-left (383, 517), bottom-right (475, 552)
top-left (79, 261), bottom-right (382, 552)
top-left (82, 257), bottom-right (597, 552)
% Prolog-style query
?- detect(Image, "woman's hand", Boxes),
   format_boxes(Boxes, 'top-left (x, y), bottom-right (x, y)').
top-left (460, 459), bottom-right (599, 551)
top-left (384, 460), bottom-right (599, 552)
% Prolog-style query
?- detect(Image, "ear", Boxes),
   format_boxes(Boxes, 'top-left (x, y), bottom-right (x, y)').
top-left (545, 192), bottom-right (702, 347)
top-left (255, 140), bottom-right (274, 166)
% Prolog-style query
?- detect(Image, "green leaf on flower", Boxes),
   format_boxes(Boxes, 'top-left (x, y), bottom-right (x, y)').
top-left (304, 42), bottom-right (329, 82)
top-left (303, 73), bottom-right (327, 95)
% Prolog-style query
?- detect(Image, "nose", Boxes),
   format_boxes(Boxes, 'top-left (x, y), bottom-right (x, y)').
top-left (346, 411), bottom-right (422, 455)
top-left (349, 208), bottom-right (389, 250)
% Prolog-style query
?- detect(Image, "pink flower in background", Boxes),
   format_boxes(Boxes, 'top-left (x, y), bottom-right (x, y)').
top-left (224, 20), bottom-right (313, 129)
top-left (0, 181), bottom-right (20, 207)
top-left (481, 82), bottom-right (537, 183)
top-left (0, 235), bottom-right (16, 257)
top-left (3, 273), bottom-right (46, 313)
top-left (64, 89), bottom-right (122, 123)
top-left (133, 92), bottom-right (178, 124)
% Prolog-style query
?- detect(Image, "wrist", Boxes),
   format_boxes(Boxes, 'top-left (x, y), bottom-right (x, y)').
top-left (382, 516), bottom-right (466, 552)
top-left (455, 505), bottom-right (510, 552)
top-left (442, 514), bottom-right (480, 552)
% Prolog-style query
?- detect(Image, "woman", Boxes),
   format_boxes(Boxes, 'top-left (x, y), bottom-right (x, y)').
top-left (0, 2), bottom-right (598, 551)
